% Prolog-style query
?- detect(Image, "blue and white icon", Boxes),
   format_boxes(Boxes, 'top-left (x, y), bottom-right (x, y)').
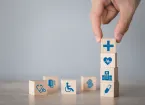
top-left (65, 82), bottom-right (74, 92)
top-left (102, 71), bottom-right (112, 81)
top-left (36, 84), bottom-right (46, 93)
top-left (103, 40), bottom-right (114, 51)
top-left (48, 79), bottom-right (55, 88)
top-left (86, 79), bottom-right (93, 88)
top-left (104, 84), bottom-right (112, 94)
top-left (104, 57), bottom-right (112, 65)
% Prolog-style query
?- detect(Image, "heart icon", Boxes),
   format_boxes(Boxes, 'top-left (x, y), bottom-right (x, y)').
top-left (104, 57), bottom-right (112, 65)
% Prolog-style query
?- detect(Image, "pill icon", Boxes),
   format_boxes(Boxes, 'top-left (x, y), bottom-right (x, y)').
top-left (104, 84), bottom-right (112, 94)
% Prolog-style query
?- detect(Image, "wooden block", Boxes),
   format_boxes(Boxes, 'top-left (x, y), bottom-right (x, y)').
top-left (100, 81), bottom-right (119, 97)
top-left (43, 76), bottom-right (59, 93)
top-left (101, 53), bottom-right (117, 68)
top-left (101, 38), bottom-right (116, 53)
top-left (61, 80), bottom-right (76, 94)
top-left (100, 67), bottom-right (118, 82)
top-left (29, 80), bottom-right (48, 95)
top-left (81, 76), bottom-right (97, 91)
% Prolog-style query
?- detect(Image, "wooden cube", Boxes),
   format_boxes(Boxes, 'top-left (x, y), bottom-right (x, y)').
top-left (100, 67), bottom-right (118, 82)
top-left (43, 76), bottom-right (59, 93)
top-left (81, 76), bottom-right (97, 91)
top-left (61, 80), bottom-right (76, 94)
top-left (29, 80), bottom-right (48, 95)
top-left (100, 81), bottom-right (119, 97)
top-left (101, 38), bottom-right (116, 53)
top-left (100, 53), bottom-right (117, 68)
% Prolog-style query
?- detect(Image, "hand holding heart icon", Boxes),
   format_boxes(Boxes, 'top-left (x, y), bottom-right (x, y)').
top-left (104, 57), bottom-right (112, 65)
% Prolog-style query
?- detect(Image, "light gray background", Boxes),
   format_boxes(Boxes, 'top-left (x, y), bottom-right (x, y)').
top-left (0, 0), bottom-right (144, 84)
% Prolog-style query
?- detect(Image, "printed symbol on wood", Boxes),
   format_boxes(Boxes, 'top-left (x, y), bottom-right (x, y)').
top-left (102, 71), bottom-right (112, 81)
top-left (103, 40), bottom-right (114, 51)
top-left (104, 84), bottom-right (112, 94)
top-left (48, 79), bottom-right (55, 88)
top-left (86, 79), bottom-right (93, 88)
top-left (65, 82), bottom-right (74, 92)
top-left (104, 57), bottom-right (112, 65)
top-left (36, 84), bottom-right (46, 93)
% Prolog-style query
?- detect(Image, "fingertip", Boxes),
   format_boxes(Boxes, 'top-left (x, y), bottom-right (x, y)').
top-left (115, 33), bottom-right (124, 43)
top-left (95, 36), bottom-right (102, 43)
top-left (97, 38), bottom-right (101, 43)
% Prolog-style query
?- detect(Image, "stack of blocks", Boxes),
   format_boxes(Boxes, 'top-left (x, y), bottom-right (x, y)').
top-left (100, 38), bottom-right (119, 97)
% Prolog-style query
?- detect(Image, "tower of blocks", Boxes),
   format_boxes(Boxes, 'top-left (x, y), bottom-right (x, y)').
top-left (100, 38), bottom-right (119, 97)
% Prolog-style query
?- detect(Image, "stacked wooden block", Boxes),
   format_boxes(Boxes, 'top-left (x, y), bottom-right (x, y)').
top-left (100, 38), bottom-right (119, 97)
top-left (29, 76), bottom-right (97, 95)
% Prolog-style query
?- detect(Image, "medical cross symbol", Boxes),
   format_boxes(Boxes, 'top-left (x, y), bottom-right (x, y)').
top-left (103, 40), bottom-right (114, 51)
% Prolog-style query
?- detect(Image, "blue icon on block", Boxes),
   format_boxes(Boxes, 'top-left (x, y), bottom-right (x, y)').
top-left (103, 40), bottom-right (114, 51)
top-left (104, 57), bottom-right (112, 65)
top-left (102, 71), bottom-right (112, 81)
top-left (86, 79), bottom-right (93, 88)
top-left (36, 84), bottom-right (46, 93)
top-left (48, 79), bottom-right (55, 88)
top-left (65, 82), bottom-right (74, 92)
top-left (105, 84), bottom-right (112, 94)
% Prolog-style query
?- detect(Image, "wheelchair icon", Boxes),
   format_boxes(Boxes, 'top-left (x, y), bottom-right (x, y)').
top-left (65, 82), bottom-right (74, 92)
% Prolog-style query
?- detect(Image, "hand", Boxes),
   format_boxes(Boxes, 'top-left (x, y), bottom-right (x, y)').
top-left (90, 0), bottom-right (141, 43)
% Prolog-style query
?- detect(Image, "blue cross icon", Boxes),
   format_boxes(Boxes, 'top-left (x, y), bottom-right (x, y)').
top-left (102, 71), bottom-right (112, 81)
top-left (103, 40), bottom-right (114, 51)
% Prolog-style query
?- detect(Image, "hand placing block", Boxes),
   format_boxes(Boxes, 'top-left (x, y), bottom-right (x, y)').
top-left (101, 53), bottom-right (117, 68)
top-left (61, 80), bottom-right (76, 94)
top-left (100, 81), bottom-right (119, 97)
top-left (29, 80), bottom-right (48, 95)
top-left (81, 76), bottom-right (97, 91)
top-left (101, 38), bottom-right (116, 53)
top-left (43, 76), bottom-right (59, 93)
top-left (100, 67), bottom-right (118, 82)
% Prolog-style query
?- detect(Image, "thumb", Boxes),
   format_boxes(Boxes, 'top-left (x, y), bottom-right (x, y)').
top-left (114, 7), bottom-right (135, 43)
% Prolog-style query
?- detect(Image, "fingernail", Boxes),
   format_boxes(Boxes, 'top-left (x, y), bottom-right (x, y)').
top-left (115, 34), bottom-right (123, 43)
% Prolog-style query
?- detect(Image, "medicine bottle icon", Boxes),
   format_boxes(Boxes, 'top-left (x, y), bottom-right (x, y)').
top-left (48, 79), bottom-right (55, 88)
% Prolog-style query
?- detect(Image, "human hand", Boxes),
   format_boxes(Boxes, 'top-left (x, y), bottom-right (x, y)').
top-left (90, 0), bottom-right (141, 43)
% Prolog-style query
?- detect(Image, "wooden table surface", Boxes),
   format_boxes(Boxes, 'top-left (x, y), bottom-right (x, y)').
top-left (0, 81), bottom-right (145, 105)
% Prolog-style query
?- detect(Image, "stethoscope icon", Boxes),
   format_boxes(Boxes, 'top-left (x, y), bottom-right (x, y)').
top-left (36, 84), bottom-right (46, 93)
